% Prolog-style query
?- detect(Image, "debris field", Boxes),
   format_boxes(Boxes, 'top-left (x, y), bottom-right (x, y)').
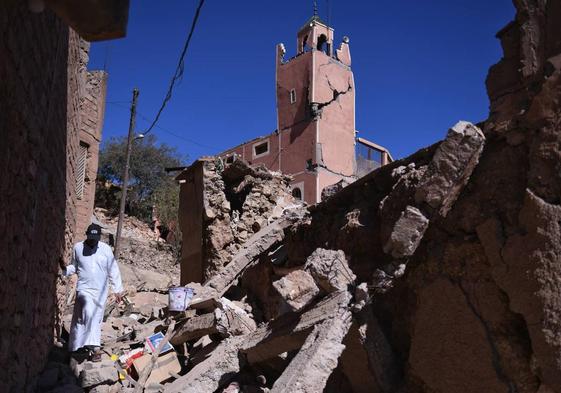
top-left (37, 1), bottom-right (561, 392)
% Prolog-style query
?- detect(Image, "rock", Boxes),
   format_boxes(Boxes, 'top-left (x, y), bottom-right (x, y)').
top-left (382, 205), bottom-right (429, 259)
top-left (179, 158), bottom-right (299, 283)
top-left (222, 381), bottom-right (241, 393)
top-left (269, 303), bottom-right (352, 393)
top-left (120, 264), bottom-right (173, 292)
top-left (128, 291), bottom-right (168, 316)
top-left (88, 384), bottom-right (113, 393)
top-left (216, 297), bottom-right (257, 336)
top-left (79, 361), bottom-right (119, 388)
top-left (304, 249), bottom-right (355, 292)
top-left (352, 282), bottom-right (369, 312)
top-left (414, 121), bottom-right (485, 217)
top-left (272, 270), bottom-right (319, 311)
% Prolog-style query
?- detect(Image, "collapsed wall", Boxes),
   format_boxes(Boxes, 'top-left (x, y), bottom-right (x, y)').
top-left (282, 1), bottom-right (561, 391)
top-left (177, 158), bottom-right (297, 284)
top-left (172, 1), bottom-right (561, 391)
top-left (43, 1), bottom-right (560, 392)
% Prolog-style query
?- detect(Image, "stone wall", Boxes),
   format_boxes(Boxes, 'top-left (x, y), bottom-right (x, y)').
top-left (0, 2), bottom-right (107, 390)
top-left (178, 158), bottom-right (297, 284)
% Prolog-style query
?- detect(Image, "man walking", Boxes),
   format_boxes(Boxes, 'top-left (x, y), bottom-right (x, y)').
top-left (62, 223), bottom-right (124, 360)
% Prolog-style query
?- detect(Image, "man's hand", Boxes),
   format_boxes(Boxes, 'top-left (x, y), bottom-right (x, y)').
top-left (114, 292), bottom-right (124, 303)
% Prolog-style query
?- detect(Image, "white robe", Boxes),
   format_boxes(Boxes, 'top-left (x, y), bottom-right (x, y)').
top-left (64, 241), bottom-right (123, 351)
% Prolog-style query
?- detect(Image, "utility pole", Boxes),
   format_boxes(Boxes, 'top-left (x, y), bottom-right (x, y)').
top-left (114, 88), bottom-right (140, 257)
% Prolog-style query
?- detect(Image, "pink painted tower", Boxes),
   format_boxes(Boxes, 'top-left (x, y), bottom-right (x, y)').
top-left (220, 16), bottom-right (391, 203)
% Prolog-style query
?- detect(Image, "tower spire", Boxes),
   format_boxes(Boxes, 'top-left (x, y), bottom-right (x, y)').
top-left (313, 0), bottom-right (318, 17)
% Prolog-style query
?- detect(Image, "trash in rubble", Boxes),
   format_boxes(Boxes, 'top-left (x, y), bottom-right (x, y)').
top-left (146, 332), bottom-right (174, 355)
top-left (168, 286), bottom-right (194, 311)
top-left (118, 347), bottom-right (145, 369)
top-left (131, 351), bottom-right (181, 385)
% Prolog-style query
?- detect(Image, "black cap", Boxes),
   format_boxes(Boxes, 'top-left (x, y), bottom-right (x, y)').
top-left (86, 224), bottom-right (102, 241)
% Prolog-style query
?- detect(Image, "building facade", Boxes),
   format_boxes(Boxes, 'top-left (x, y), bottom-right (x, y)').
top-left (0, 1), bottom-right (127, 390)
top-left (219, 16), bottom-right (392, 204)
top-left (76, 67), bottom-right (108, 236)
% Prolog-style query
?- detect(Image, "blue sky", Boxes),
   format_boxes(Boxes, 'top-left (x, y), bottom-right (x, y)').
top-left (89, 0), bottom-right (515, 163)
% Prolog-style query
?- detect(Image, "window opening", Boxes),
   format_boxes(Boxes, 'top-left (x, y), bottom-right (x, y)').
top-left (253, 141), bottom-right (269, 157)
top-left (76, 142), bottom-right (88, 199)
top-left (290, 89), bottom-right (296, 104)
top-left (317, 34), bottom-right (328, 54)
top-left (292, 187), bottom-right (303, 200)
top-left (306, 159), bottom-right (314, 171)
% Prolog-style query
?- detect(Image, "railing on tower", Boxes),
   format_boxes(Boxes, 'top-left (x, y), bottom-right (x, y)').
top-left (355, 137), bottom-right (393, 178)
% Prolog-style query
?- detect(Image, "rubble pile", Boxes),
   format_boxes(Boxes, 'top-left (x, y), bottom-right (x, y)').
top-left (38, 1), bottom-right (561, 392)
top-left (94, 208), bottom-right (179, 283)
top-left (193, 159), bottom-right (299, 280)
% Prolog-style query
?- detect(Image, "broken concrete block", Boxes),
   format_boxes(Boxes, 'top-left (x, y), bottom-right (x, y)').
top-left (222, 382), bottom-right (241, 392)
top-left (352, 282), bottom-right (369, 312)
top-left (270, 306), bottom-right (352, 393)
top-left (79, 361), bottom-right (118, 388)
top-left (170, 313), bottom-right (218, 346)
top-left (415, 121), bottom-right (485, 216)
top-left (242, 291), bottom-right (352, 364)
top-left (204, 216), bottom-right (295, 296)
top-left (272, 270), bottom-right (319, 311)
top-left (128, 291), bottom-right (168, 317)
top-left (89, 384), bottom-right (117, 393)
top-left (216, 297), bottom-right (257, 336)
top-left (304, 248), bottom-right (356, 292)
top-left (163, 337), bottom-right (244, 393)
top-left (383, 205), bottom-right (429, 259)
top-left (120, 264), bottom-right (173, 292)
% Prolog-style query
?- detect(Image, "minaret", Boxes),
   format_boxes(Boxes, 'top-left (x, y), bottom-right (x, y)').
top-left (275, 15), bottom-right (355, 203)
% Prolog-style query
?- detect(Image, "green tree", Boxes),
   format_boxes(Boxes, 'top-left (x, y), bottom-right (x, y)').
top-left (96, 134), bottom-right (184, 228)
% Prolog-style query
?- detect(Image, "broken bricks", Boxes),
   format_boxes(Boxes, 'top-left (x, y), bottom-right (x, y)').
top-left (62, 123), bottom-right (488, 392)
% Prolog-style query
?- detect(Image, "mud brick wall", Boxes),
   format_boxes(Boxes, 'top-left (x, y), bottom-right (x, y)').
top-left (76, 69), bottom-right (108, 236)
top-left (0, 3), bottom-right (83, 391)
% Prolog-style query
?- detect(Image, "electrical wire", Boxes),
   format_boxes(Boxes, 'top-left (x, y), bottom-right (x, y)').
top-left (143, 0), bottom-right (206, 136)
top-left (106, 101), bottom-right (220, 150)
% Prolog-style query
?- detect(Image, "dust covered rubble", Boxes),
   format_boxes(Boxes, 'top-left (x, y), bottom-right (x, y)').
top-left (94, 207), bottom-right (180, 284)
top-left (45, 119), bottom-right (490, 393)
top-left (41, 3), bottom-right (561, 387)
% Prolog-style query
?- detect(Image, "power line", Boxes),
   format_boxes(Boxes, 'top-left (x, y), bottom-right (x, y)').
top-left (143, 0), bottom-right (206, 136)
top-left (106, 101), bottom-right (220, 150)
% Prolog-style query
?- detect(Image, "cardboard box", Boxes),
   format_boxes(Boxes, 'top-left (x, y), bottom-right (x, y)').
top-left (132, 351), bottom-right (181, 384)
top-left (146, 332), bottom-right (174, 355)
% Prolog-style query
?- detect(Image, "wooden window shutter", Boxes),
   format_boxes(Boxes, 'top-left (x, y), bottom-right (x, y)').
top-left (75, 142), bottom-right (88, 199)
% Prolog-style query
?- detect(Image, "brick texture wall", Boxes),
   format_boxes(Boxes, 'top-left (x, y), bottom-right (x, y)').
top-left (76, 69), bottom-right (108, 236)
top-left (0, 2), bottom-right (102, 391)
